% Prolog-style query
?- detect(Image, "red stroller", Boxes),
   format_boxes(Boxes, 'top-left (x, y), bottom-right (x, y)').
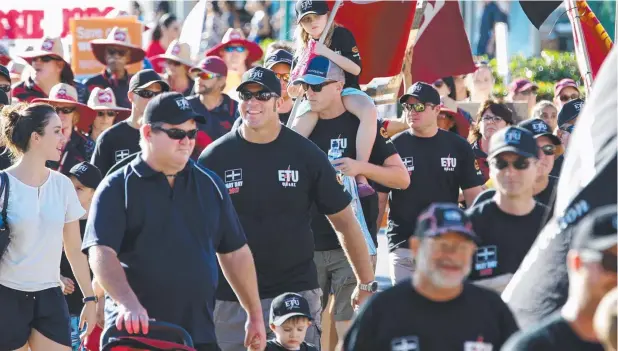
top-left (100, 321), bottom-right (197, 351)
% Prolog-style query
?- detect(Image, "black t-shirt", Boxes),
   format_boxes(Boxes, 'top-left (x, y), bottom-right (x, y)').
top-left (502, 313), bottom-right (604, 351)
top-left (60, 220), bottom-right (88, 315)
top-left (198, 126), bottom-right (351, 300)
top-left (467, 200), bottom-right (548, 280)
top-left (343, 280), bottom-right (519, 351)
top-left (375, 129), bottom-right (484, 252)
top-left (550, 155), bottom-right (564, 177)
top-left (535, 175), bottom-right (558, 215)
top-left (308, 113), bottom-right (397, 251)
top-left (279, 111), bottom-right (291, 126)
top-left (90, 120), bottom-right (140, 176)
top-left (265, 340), bottom-right (318, 351)
top-left (0, 147), bottom-right (12, 171)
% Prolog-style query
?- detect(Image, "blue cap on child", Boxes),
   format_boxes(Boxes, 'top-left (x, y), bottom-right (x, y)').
top-left (270, 293), bottom-right (313, 326)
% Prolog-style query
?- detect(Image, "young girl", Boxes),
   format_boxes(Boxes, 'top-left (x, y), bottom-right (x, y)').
top-left (290, 0), bottom-right (378, 197)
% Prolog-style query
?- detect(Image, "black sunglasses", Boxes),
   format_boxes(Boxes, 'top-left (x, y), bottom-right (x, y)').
top-left (540, 144), bottom-right (556, 156)
top-left (238, 90), bottom-right (279, 102)
top-left (97, 111), bottom-right (118, 118)
top-left (0, 85), bottom-right (10, 93)
top-left (559, 93), bottom-right (579, 102)
top-left (152, 125), bottom-right (198, 140)
top-left (34, 56), bottom-right (58, 63)
top-left (134, 90), bottom-right (161, 99)
top-left (56, 106), bottom-right (77, 114)
top-left (491, 156), bottom-right (531, 170)
top-left (107, 48), bottom-right (128, 56)
top-left (166, 60), bottom-right (182, 67)
top-left (581, 250), bottom-right (618, 273)
top-left (301, 81), bottom-right (336, 93)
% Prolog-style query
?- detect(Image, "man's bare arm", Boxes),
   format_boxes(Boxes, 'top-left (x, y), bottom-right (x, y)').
top-left (217, 245), bottom-right (263, 317)
top-left (88, 245), bottom-right (140, 308)
top-left (359, 154), bottom-right (410, 190)
top-left (463, 186), bottom-right (484, 206)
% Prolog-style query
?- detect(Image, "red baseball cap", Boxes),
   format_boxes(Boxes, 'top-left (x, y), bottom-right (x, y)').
top-left (190, 56), bottom-right (228, 77)
top-left (554, 78), bottom-right (578, 96)
top-left (509, 78), bottom-right (538, 94)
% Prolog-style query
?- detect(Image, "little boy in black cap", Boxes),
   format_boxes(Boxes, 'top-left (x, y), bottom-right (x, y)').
top-left (266, 293), bottom-right (318, 351)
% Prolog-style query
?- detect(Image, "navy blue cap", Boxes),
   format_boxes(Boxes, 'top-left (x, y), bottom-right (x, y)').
top-left (571, 205), bottom-right (617, 251)
top-left (399, 82), bottom-right (441, 105)
top-left (264, 49), bottom-right (293, 70)
top-left (237, 67), bottom-right (281, 96)
top-left (295, 0), bottom-right (329, 22)
top-left (518, 118), bottom-right (562, 146)
top-left (415, 203), bottom-right (479, 243)
top-left (270, 292), bottom-right (313, 326)
top-left (292, 56), bottom-right (344, 86)
top-left (143, 92), bottom-right (206, 125)
top-left (69, 161), bottom-right (103, 190)
top-left (129, 69), bottom-right (170, 92)
top-left (0, 65), bottom-right (10, 82)
top-left (488, 126), bottom-right (539, 160)
top-left (558, 98), bottom-right (584, 127)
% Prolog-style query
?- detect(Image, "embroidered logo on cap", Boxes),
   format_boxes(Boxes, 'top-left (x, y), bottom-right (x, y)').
top-left (573, 101), bottom-right (584, 111)
top-left (171, 44), bottom-right (181, 56)
top-left (97, 90), bottom-right (113, 103)
top-left (250, 69), bottom-right (263, 80)
top-left (504, 129), bottom-right (521, 144)
top-left (55, 88), bottom-right (75, 101)
top-left (300, 0), bottom-right (313, 11)
top-left (41, 39), bottom-right (55, 51)
top-left (114, 30), bottom-right (127, 42)
top-left (76, 164), bottom-right (89, 173)
top-left (532, 121), bottom-right (548, 133)
top-left (412, 83), bottom-right (423, 93)
top-left (175, 97), bottom-right (191, 110)
top-left (444, 210), bottom-right (462, 221)
top-left (284, 297), bottom-right (300, 310)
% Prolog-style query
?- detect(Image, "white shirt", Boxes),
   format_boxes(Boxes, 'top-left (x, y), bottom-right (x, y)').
top-left (0, 170), bottom-right (85, 291)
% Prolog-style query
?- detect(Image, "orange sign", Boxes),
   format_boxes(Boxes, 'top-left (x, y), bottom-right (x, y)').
top-left (70, 17), bottom-right (143, 77)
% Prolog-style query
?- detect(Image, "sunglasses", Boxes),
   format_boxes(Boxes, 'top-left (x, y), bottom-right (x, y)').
top-left (56, 106), bottom-right (77, 114)
top-left (491, 156), bottom-right (531, 170)
top-left (238, 90), bottom-right (279, 102)
top-left (0, 85), bottom-right (10, 93)
top-left (33, 56), bottom-right (58, 63)
top-left (275, 73), bottom-right (290, 83)
top-left (133, 90), bottom-right (161, 99)
top-left (97, 111), bottom-right (118, 118)
top-left (540, 144), bottom-right (556, 156)
top-left (402, 102), bottom-right (435, 113)
top-left (581, 250), bottom-right (618, 273)
top-left (224, 46), bottom-right (246, 53)
top-left (197, 72), bottom-right (221, 80)
top-left (301, 81), bottom-right (336, 93)
top-left (152, 125), bottom-right (198, 140)
top-left (519, 89), bottom-right (537, 96)
top-left (481, 115), bottom-right (504, 123)
top-left (559, 93), bottom-right (579, 102)
top-left (106, 48), bottom-right (128, 56)
top-left (166, 60), bottom-right (182, 67)
top-left (560, 124), bottom-right (575, 134)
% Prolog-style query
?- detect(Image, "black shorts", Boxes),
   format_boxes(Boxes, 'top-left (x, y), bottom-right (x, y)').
top-left (0, 284), bottom-right (71, 349)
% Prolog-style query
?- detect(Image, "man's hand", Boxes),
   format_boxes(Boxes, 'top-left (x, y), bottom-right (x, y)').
top-left (60, 276), bottom-right (75, 295)
top-left (115, 301), bottom-right (151, 335)
top-left (331, 157), bottom-right (364, 177)
top-left (79, 301), bottom-right (98, 340)
top-left (351, 285), bottom-right (373, 310)
top-left (244, 314), bottom-right (266, 351)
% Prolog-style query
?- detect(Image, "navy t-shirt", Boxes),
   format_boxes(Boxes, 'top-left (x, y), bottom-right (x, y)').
top-left (199, 126), bottom-right (351, 300)
top-left (81, 155), bottom-right (247, 344)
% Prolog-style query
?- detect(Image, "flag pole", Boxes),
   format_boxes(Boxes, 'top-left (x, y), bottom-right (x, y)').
top-left (401, 0), bottom-right (428, 91)
top-left (566, 0), bottom-right (594, 94)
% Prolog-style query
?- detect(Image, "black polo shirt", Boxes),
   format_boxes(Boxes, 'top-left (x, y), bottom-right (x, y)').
top-left (308, 114), bottom-right (398, 251)
top-left (198, 126), bottom-right (351, 300)
top-left (375, 129), bottom-right (484, 252)
top-left (188, 94), bottom-right (239, 158)
top-left (81, 155), bottom-right (247, 344)
top-left (90, 120), bottom-right (140, 176)
top-left (83, 69), bottom-right (131, 108)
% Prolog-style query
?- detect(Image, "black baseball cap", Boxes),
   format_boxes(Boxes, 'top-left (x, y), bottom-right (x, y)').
top-left (143, 92), bottom-right (206, 125)
top-left (129, 69), bottom-right (170, 93)
top-left (415, 203), bottom-right (479, 243)
top-left (571, 205), bottom-right (617, 251)
top-left (0, 65), bottom-right (10, 82)
top-left (518, 118), bottom-right (562, 146)
top-left (0, 90), bottom-right (8, 105)
top-left (270, 292), bottom-right (313, 326)
top-left (236, 67), bottom-right (281, 96)
top-left (558, 98), bottom-right (584, 127)
top-left (488, 126), bottom-right (539, 160)
top-left (295, 0), bottom-right (329, 22)
top-left (69, 161), bottom-right (103, 190)
top-left (399, 82), bottom-right (441, 105)
top-left (264, 49), bottom-right (293, 70)
top-left (292, 55), bottom-right (345, 86)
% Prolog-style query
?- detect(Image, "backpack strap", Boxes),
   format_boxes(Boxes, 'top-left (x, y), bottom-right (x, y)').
top-left (0, 172), bottom-right (9, 229)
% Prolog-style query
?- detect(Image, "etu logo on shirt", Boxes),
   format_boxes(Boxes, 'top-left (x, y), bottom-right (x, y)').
top-left (390, 336), bottom-right (419, 351)
top-left (330, 138), bottom-right (348, 151)
top-left (278, 167), bottom-right (299, 188)
top-left (440, 155), bottom-right (457, 171)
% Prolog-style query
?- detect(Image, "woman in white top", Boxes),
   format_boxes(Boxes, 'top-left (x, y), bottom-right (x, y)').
top-left (0, 103), bottom-right (96, 351)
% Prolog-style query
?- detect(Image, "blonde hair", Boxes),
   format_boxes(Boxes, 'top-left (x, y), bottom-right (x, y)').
top-left (531, 100), bottom-right (557, 120)
top-left (294, 13), bottom-right (337, 53)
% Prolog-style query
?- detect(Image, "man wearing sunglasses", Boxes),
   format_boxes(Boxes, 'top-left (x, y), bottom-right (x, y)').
top-left (553, 78), bottom-right (581, 110)
top-left (91, 69), bottom-right (169, 176)
top-left (188, 56), bottom-right (238, 159)
top-left (0, 65), bottom-right (12, 102)
top-left (503, 206), bottom-right (617, 351)
top-left (467, 127), bottom-right (548, 293)
top-left (199, 66), bottom-right (376, 351)
top-left (551, 98), bottom-right (584, 178)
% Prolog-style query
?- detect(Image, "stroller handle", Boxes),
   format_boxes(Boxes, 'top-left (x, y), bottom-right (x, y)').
top-left (101, 320), bottom-right (194, 347)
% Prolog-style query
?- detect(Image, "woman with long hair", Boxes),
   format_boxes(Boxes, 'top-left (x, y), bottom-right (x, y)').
top-left (0, 102), bottom-right (96, 351)
top-left (146, 13), bottom-right (181, 74)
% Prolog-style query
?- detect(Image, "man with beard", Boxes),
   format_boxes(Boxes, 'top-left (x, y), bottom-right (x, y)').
top-left (503, 206), bottom-right (617, 350)
top-left (188, 56), bottom-right (238, 158)
top-left (343, 203), bottom-right (519, 351)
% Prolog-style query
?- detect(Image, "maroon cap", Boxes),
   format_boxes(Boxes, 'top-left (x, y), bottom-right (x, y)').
top-left (190, 56), bottom-right (228, 77)
top-left (554, 78), bottom-right (578, 96)
top-left (509, 78), bottom-right (538, 94)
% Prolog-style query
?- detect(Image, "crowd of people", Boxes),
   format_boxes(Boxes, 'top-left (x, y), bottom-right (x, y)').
top-left (0, 1), bottom-right (615, 351)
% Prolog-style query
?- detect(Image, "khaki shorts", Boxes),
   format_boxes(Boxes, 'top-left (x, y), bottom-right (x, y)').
top-left (389, 247), bottom-right (415, 285)
top-left (214, 289), bottom-right (322, 351)
top-left (314, 249), bottom-right (357, 322)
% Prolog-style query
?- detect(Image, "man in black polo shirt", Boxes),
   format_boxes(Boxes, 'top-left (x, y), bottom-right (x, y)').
top-left (375, 82), bottom-right (484, 285)
top-left (503, 206), bottom-right (617, 350)
top-left (199, 66), bottom-right (376, 351)
top-left (289, 56), bottom-right (409, 343)
top-left (83, 92), bottom-right (265, 351)
top-left (343, 203), bottom-right (519, 351)
top-left (91, 69), bottom-right (169, 176)
top-left (467, 127), bottom-right (549, 293)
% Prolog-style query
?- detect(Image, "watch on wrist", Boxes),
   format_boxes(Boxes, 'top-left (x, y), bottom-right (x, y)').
top-left (83, 296), bottom-right (98, 303)
top-left (359, 281), bottom-right (379, 293)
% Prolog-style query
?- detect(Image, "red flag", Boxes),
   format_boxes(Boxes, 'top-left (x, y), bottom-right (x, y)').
top-left (330, 0), bottom-right (475, 84)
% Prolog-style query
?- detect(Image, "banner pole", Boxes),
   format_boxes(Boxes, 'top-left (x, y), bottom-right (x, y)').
top-left (566, 0), bottom-right (594, 94)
